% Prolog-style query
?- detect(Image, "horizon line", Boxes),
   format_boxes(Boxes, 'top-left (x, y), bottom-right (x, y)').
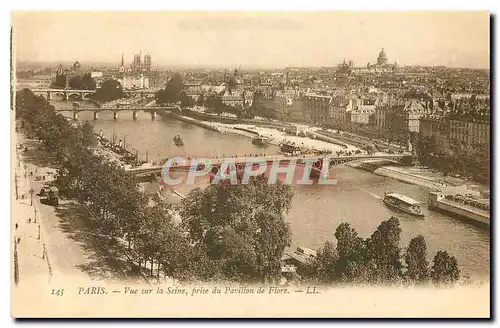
top-left (14, 59), bottom-right (491, 71)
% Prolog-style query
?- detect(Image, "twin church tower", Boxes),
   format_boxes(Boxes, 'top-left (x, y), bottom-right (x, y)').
top-left (119, 52), bottom-right (152, 73)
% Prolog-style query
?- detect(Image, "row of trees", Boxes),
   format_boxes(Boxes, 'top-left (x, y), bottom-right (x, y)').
top-left (68, 74), bottom-right (96, 90)
top-left (416, 134), bottom-right (490, 184)
top-left (50, 73), bottom-right (97, 90)
top-left (16, 88), bottom-right (293, 283)
top-left (15, 88), bottom-right (463, 285)
top-left (16, 88), bottom-right (199, 281)
top-left (302, 218), bottom-right (461, 285)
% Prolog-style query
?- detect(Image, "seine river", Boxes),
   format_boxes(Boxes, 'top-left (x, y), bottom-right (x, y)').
top-left (53, 101), bottom-right (490, 280)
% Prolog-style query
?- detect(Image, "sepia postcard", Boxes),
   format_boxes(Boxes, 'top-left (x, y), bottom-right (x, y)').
top-left (10, 11), bottom-right (491, 318)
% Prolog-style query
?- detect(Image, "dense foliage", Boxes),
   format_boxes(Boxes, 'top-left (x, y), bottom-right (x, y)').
top-left (416, 134), bottom-right (490, 184)
top-left (179, 175), bottom-right (293, 283)
top-left (301, 218), bottom-right (461, 286)
top-left (68, 73), bottom-right (96, 90)
top-left (50, 74), bottom-right (67, 89)
top-left (92, 79), bottom-right (124, 103)
top-left (155, 73), bottom-right (184, 105)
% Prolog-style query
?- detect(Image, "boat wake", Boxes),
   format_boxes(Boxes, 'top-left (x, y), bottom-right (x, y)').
top-left (359, 187), bottom-right (383, 200)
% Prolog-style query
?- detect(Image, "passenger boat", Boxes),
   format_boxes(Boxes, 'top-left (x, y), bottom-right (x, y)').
top-left (173, 135), bottom-right (184, 147)
top-left (252, 135), bottom-right (270, 146)
top-left (280, 141), bottom-right (301, 155)
top-left (383, 192), bottom-right (425, 217)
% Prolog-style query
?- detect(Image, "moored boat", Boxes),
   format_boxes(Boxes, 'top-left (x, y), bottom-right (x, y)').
top-left (383, 192), bottom-right (425, 217)
top-left (252, 135), bottom-right (270, 146)
top-left (280, 141), bottom-right (301, 155)
top-left (173, 135), bottom-right (184, 147)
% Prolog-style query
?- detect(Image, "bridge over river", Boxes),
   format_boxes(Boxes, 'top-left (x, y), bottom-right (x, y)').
top-left (127, 153), bottom-right (412, 181)
top-left (31, 88), bottom-right (158, 100)
top-left (54, 106), bottom-right (179, 120)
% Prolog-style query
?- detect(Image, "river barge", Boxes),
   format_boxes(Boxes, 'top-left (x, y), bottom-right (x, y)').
top-left (428, 192), bottom-right (490, 229)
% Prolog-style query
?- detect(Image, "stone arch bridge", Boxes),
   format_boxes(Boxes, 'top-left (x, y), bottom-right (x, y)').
top-left (31, 88), bottom-right (158, 101)
top-left (54, 106), bottom-right (179, 120)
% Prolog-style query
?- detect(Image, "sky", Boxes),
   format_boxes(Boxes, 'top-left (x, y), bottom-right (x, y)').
top-left (12, 11), bottom-right (490, 69)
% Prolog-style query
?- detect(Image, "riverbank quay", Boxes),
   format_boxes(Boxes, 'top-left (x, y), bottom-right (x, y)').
top-left (161, 110), bottom-right (361, 155)
top-left (181, 109), bottom-right (293, 130)
top-left (160, 111), bottom-right (221, 132)
top-left (316, 129), bottom-right (405, 152)
top-left (428, 192), bottom-right (490, 229)
top-left (351, 160), bottom-right (464, 191)
top-left (376, 166), bottom-right (447, 191)
top-left (308, 131), bottom-right (350, 148)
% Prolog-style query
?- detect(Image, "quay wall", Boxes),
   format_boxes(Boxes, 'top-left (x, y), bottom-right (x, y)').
top-left (160, 111), bottom-right (221, 132)
top-left (431, 199), bottom-right (490, 229)
top-left (183, 110), bottom-right (292, 130)
top-left (374, 166), bottom-right (443, 190)
top-left (309, 132), bottom-right (349, 148)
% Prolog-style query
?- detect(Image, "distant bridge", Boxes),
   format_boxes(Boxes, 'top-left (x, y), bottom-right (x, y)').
top-left (126, 153), bottom-right (412, 180)
top-left (54, 106), bottom-right (179, 120)
top-left (30, 88), bottom-right (158, 101)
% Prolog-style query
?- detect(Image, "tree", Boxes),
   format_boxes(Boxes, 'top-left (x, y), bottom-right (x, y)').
top-left (250, 91), bottom-right (276, 119)
top-left (81, 74), bottom-right (97, 90)
top-left (334, 222), bottom-right (369, 283)
top-left (179, 91), bottom-right (195, 108)
top-left (204, 94), bottom-right (223, 114)
top-left (80, 121), bottom-right (96, 148)
top-left (50, 74), bottom-right (66, 89)
top-left (431, 251), bottom-right (460, 285)
top-left (196, 93), bottom-right (205, 106)
top-left (179, 175), bottom-right (293, 283)
top-left (310, 241), bottom-right (338, 283)
top-left (69, 74), bottom-right (96, 90)
top-left (404, 235), bottom-right (429, 283)
top-left (15, 88), bottom-right (37, 119)
top-left (366, 217), bottom-right (403, 283)
top-left (93, 79), bottom-right (123, 103)
top-left (69, 76), bottom-right (84, 90)
top-left (156, 73), bottom-right (183, 105)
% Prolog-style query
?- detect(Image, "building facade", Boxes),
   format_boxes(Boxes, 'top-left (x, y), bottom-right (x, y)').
top-left (419, 116), bottom-right (490, 145)
top-left (392, 100), bottom-right (429, 134)
top-left (329, 95), bottom-right (350, 128)
top-left (302, 93), bottom-right (331, 124)
top-left (118, 75), bottom-right (150, 89)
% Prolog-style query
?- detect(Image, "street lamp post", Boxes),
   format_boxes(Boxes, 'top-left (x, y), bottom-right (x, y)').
top-left (29, 188), bottom-right (34, 206)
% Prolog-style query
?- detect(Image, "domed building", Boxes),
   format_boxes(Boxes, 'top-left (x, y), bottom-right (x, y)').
top-left (377, 48), bottom-right (388, 66)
